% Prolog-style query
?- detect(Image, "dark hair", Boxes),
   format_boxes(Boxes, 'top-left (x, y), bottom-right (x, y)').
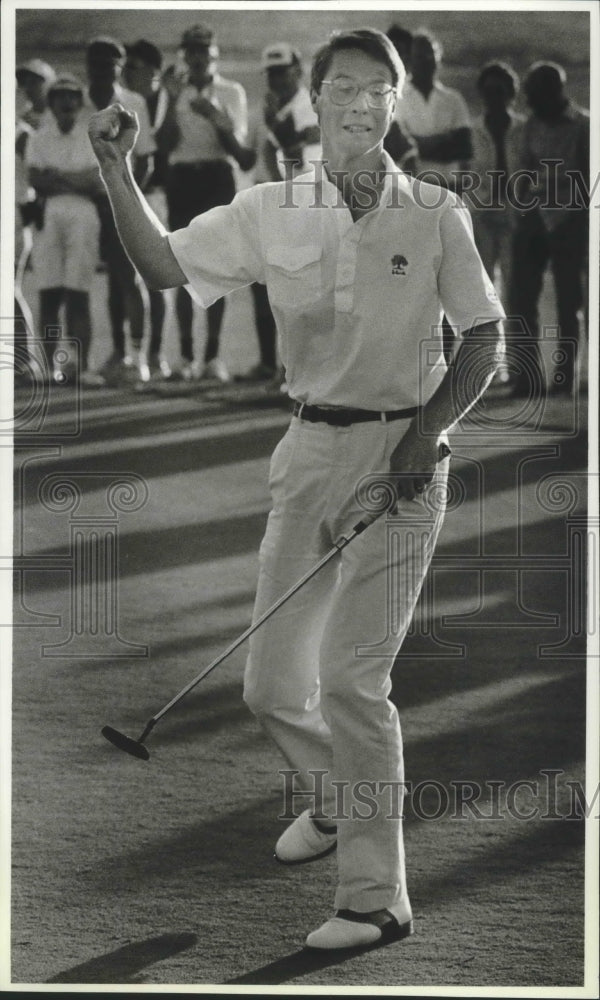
top-left (411, 30), bottom-right (443, 59)
top-left (387, 24), bottom-right (413, 55)
top-left (310, 28), bottom-right (405, 94)
top-left (126, 39), bottom-right (163, 70)
top-left (477, 61), bottom-right (519, 99)
top-left (87, 36), bottom-right (126, 62)
top-left (525, 60), bottom-right (567, 94)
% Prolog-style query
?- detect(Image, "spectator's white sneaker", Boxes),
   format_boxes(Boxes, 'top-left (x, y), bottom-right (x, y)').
top-left (202, 358), bottom-right (230, 383)
top-left (124, 349), bottom-right (150, 383)
top-left (148, 354), bottom-right (172, 380)
top-left (180, 360), bottom-right (202, 381)
top-left (274, 810), bottom-right (337, 864)
top-left (80, 370), bottom-right (107, 389)
top-left (306, 909), bottom-right (414, 950)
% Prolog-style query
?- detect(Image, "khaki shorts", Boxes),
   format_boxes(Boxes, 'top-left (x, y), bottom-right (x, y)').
top-left (32, 195), bottom-right (100, 292)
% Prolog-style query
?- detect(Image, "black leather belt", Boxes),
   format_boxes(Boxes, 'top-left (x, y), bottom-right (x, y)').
top-left (292, 401), bottom-right (419, 427)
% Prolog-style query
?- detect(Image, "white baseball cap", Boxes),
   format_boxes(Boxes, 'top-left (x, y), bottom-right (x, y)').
top-left (16, 58), bottom-right (56, 84)
top-left (261, 43), bottom-right (301, 70)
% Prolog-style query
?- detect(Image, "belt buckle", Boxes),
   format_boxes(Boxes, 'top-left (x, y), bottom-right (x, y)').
top-left (335, 410), bottom-right (353, 427)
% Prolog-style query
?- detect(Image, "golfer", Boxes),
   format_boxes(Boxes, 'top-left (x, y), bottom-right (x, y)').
top-left (89, 28), bottom-right (505, 950)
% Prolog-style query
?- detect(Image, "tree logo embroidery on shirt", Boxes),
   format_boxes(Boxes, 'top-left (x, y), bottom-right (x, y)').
top-left (391, 254), bottom-right (408, 276)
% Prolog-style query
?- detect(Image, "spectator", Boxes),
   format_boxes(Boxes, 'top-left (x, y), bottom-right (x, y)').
top-left (157, 23), bottom-right (255, 382)
top-left (238, 42), bottom-right (320, 384)
top-left (394, 31), bottom-right (472, 191)
top-left (395, 31), bottom-right (472, 365)
top-left (467, 62), bottom-right (525, 297)
top-left (384, 26), bottom-right (419, 172)
top-left (26, 74), bottom-right (105, 387)
top-left (508, 61), bottom-right (589, 398)
top-left (16, 59), bottom-right (55, 130)
top-left (83, 36), bottom-right (156, 384)
top-left (124, 38), bottom-right (172, 381)
top-left (14, 117), bottom-right (36, 388)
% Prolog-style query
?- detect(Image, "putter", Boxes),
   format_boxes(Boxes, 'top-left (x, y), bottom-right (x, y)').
top-left (102, 443), bottom-right (451, 760)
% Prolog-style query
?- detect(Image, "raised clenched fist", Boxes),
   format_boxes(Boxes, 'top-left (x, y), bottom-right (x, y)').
top-left (88, 103), bottom-right (139, 168)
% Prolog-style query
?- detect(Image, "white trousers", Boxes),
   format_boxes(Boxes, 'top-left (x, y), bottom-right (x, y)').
top-left (244, 415), bottom-right (448, 914)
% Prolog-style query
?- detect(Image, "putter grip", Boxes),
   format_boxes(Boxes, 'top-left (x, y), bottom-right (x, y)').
top-left (352, 441), bottom-right (452, 534)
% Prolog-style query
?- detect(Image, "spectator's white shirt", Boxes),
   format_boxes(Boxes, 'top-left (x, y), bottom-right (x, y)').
top-left (396, 79), bottom-right (470, 184)
top-left (26, 115), bottom-right (100, 206)
top-left (272, 85), bottom-right (321, 174)
top-left (250, 85), bottom-right (321, 183)
top-left (82, 83), bottom-right (156, 157)
top-left (466, 111), bottom-right (526, 214)
top-left (170, 74), bottom-right (248, 164)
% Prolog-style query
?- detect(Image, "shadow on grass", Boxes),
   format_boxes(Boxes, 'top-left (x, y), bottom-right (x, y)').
top-left (46, 931), bottom-right (198, 984)
top-left (225, 936), bottom-right (411, 985)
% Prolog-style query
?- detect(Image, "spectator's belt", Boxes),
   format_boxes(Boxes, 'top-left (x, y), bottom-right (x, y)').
top-left (292, 401), bottom-right (419, 427)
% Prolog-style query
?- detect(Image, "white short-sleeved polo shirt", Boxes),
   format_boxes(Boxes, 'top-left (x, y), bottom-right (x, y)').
top-left (168, 151), bottom-right (504, 411)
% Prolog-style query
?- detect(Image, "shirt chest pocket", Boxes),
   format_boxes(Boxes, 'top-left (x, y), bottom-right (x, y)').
top-left (265, 245), bottom-right (323, 309)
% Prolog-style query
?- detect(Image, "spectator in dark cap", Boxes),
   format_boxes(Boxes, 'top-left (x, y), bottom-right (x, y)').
top-left (156, 22), bottom-right (255, 382)
top-left (506, 61), bottom-right (589, 398)
top-left (82, 34), bottom-right (156, 383)
top-left (26, 74), bottom-right (106, 386)
top-left (124, 38), bottom-right (172, 381)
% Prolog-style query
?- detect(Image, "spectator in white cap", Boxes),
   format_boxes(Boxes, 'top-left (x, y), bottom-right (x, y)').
top-left (26, 74), bottom-right (106, 387)
top-left (156, 23), bottom-right (255, 382)
top-left (237, 42), bottom-right (321, 385)
top-left (260, 42), bottom-right (321, 177)
top-left (16, 59), bottom-right (56, 130)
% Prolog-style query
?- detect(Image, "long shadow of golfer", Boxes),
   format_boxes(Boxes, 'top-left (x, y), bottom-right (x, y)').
top-left (225, 936), bottom-right (407, 985)
top-left (46, 931), bottom-right (198, 984)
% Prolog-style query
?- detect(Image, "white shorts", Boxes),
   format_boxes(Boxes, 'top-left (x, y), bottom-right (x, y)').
top-left (32, 195), bottom-right (100, 292)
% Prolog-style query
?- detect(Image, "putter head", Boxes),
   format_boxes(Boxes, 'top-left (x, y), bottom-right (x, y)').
top-left (102, 725), bottom-right (150, 761)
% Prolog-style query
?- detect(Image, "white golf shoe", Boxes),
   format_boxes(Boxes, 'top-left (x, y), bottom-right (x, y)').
top-left (274, 809), bottom-right (337, 864)
top-left (305, 909), bottom-right (414, 950)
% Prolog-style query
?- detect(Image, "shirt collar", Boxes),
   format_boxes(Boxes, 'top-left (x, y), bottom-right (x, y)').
top-left (297, 149), bottom-right (409, 210)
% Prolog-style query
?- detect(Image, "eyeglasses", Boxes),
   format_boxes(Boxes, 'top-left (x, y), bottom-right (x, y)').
top-left (321, 77), bottom-right (396, 109)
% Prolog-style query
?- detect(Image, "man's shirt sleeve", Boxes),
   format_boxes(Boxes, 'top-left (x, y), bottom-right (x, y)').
top-left (167, 188), bottom-right (263, 307)
top-left (437, 195), bottom-right (506, 333)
